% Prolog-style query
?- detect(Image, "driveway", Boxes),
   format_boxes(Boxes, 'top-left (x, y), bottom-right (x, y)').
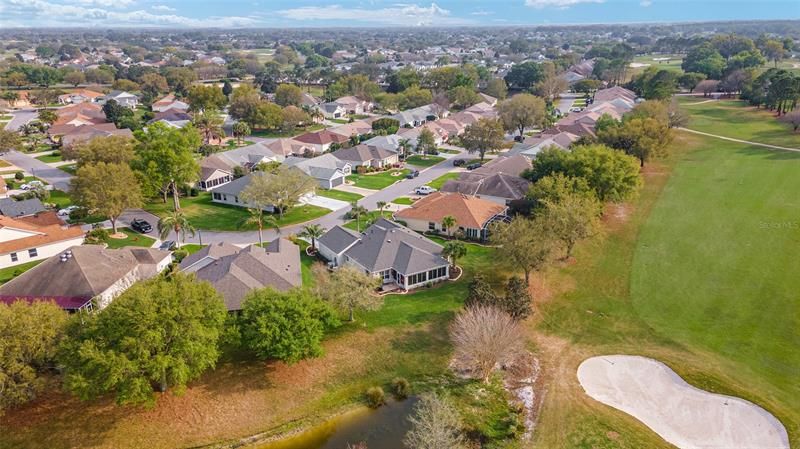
top-left (301, 194), bottom-right (350, 211)
top-left (3, 109), bottom-right (38, 131)
top-left (2, 150), bottom-right (73, 191)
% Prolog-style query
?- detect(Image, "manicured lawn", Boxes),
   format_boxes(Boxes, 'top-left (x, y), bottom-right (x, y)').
top-left (0, 260), bottom-right (43, 285)
top-left (348, 169), bottom-right (410, 190)
top-left (329, 118), bottom-right (349, 124)
top-left (391, 197), bottom-right (415, 205)
top-left (35, 152), bottom-right (63, 163)
top-left (0, 159), bottom-right (11, 168)
top-left (6, 176), bottom-right (47, 190)
top-left (427, 171), bottom-right (461, 190)
top-left (343, 210), bottom-right (393, 231)
top-left (48, 190), bottom-right (72, 209)
top-left (250, 123), bottom-right (326, 138)
top-left (405, 155), bottom-right (445, 167)
top-left (314, 188), bottom-right (363, 203)
top-left (59, 164), bottom-right (77, 175)
top-left (439, 148), bottom-right (460, 154)
top-left (533, 132), bottom-right (800, 448)
top-left (144, 192), bottom-right (329, 231)
top-left (680, 98), bottom-right (800, 148)
top-left (180, 244), bottom-right (205, 255)
top-left (104, 228), bottom-right (156, 249)
top-left (351, 114), bottom-right (370, 120)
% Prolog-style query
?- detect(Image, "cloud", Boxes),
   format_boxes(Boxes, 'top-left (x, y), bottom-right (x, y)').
top-left (151, 4), bottom-right (176, 12)
top-left (3, 0), bottom-right (258, 27)
top-left (525, 0), bottom-right (604, 9)
top-left (640, 0), bottom-right (652, 5)
top-left (75, 0), bottom-right (134, 7)
top-left (471, 10), bottom-right (492, 16)
top-left (277, 3), bottom-right (473, 26)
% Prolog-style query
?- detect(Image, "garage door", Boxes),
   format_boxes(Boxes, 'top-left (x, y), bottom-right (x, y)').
top-left (330, 176), bottom-right (344, 187)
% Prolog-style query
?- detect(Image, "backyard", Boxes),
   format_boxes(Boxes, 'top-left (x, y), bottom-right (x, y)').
top-left (144, 192), bottom-right (330, 231)
top-left (347, 168), bottom-right (410, 190)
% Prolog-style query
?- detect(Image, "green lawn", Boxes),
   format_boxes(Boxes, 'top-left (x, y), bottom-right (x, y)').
top-left (6, 176), bottom-right (47, 190)
top-left (329, 118), bottom-right (349, 124)
top-left (104, 228), bottom-right (156, 249)
top-left (348, 169), bottom-right (410, 190)
top-left (35, 152), bottom-right (63, 163)
top-left (180, 244), bottom-right (205, 255)
top-left (405, 155), bottom-right (445, 167)
top-left (0, 260), bottom-right (43, 285)
top-left (343, 210), bottom-right (394, 231)
top-left (439, 148), bottom-right (460, 154)
top-left (48, 190), bottom-right (72, 209)
top-left (59, 164), bottom-right (77, 175)
top-left (680, 98), bottom-right (800, 148)
top-left (391, 197), bottom-right (415, 205)
top-left (427, 171), bottom-right (461, 190)
top-left (314, 188), bottom-right (363, 203)
top-left (250, 123), bottom-right (326, 138)
top-left (144, 193), bottom-right (330, 231)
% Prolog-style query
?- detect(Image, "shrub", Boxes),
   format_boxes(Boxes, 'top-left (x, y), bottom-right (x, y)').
top-left (172, 249), bottom-right (189, 263)
top-left (391, 377), bottom-right (410, 399)
top-left (189, 187), bottom-right (199, 197)
top-left (84, 227), bottom-right (110, 245)
top-left (365, 386), bottom-right (386, 408)
top-left (5, 180), bottom-right (12, 189)
top-left (14, 171), bottom-right (24, 180)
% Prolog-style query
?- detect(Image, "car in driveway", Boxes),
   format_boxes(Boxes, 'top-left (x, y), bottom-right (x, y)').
top-left (406, 169), bottom-right (420, 179)
top-left (453, 159), bottom-right (466, 167)
top-left (130, 218), bottom-right (152, 233)
top-left (159, 240), bottom-right (177, 251)
top-left (466, 162), bottom-right (482, 170)
top-left (414, 186), bottom-right (437, 195)
top-left (20, 180), bottom-right (45, 190)
top-left (57, 205), bottom-right (79, 217)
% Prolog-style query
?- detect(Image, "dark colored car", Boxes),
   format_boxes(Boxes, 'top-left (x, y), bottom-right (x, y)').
top-left (453, 159), bottom-right (466, 167)
top-left (466, 162), bottom-right (482, 170)
top-left (159, 240), bottom-right (177, 251)
top-left (406, 169), bottom-right (420, 179)
top-left (130, 218), bottom-right (152, 234)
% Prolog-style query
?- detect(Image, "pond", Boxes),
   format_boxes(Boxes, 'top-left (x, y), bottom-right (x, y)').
top-left (256, 397), bottom-right (418, 449)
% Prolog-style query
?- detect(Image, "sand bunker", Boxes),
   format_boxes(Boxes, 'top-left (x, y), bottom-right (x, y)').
top-left (577, 355), bottom-right (789, 449)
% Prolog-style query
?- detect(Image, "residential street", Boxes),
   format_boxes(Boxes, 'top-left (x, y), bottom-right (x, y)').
top-left (3, 109), bottom-right (38, 131)
top-left (3, 150), bottom-right (73, 191)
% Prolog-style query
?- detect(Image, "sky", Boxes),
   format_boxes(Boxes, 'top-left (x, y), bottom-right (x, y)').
top-left (0, 0), bottom-right (798, 29)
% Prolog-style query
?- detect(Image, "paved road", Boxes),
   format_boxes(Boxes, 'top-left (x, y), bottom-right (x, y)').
top-left (678, 128), bottom-right (800, 153)
top-left (3, 150), bottom-right (73, 190)
top-left (4, 109), bottom-right (38, 131)
top-left (118, 148), bottom-right (470, 246)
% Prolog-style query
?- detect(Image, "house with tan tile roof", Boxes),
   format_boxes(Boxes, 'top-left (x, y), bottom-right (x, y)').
top-left (57, 89), bottom-right (104, 105)
top-left (0, 215), bottom-right (85, 269)
top-left (394, 192), bottom-right (508, 241)
top-left (294, 129), bottom-right (350, 153)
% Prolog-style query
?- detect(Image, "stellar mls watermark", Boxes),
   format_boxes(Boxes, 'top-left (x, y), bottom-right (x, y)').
top-left (759, 221), bottom-right (799, 230)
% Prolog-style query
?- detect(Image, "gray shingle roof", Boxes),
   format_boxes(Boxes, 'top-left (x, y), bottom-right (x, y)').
top-left (0, 198), bottom-right (46, 218)
top-left (317, 225), bottom-right (361, 254)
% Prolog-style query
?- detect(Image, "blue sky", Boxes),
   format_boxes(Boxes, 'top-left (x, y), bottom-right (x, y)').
top-left (0, 0), bottom-right (798, 28)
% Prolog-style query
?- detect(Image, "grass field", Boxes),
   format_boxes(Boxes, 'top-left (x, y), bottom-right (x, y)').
top-left (0, 260), bottom-right (43, 285)
top-left (104, 228), bottom-right (156, 249)
top-left (314, 189), bottom-right (363, 203)
top-left (348, 169), bottom-right (409, 190)
top-left (680, 98), bottom-right (799, 148)
top-left (48, 190), bottom-right (72, 209)
top-left (391, 197), bottom-right (414, 205)
top-left (427, 171), bottom-right (460, 190)
top-left (35, 152), bottom-right (63, 163)
top-left (144, 193), bottom-right (330, 231)
top-left (405, 155), bottom-right (445, 167)
top-left (531, 131), bottom-right (800, 447)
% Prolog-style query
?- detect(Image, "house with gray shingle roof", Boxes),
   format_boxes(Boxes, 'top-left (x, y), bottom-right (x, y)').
top-left (318, 218), bottom-right (449, 291)
top-left (284, 153), bottom-right (351, 189)
top-left (179, 239), bottom-right (301, 311)
top-left (0, 198), bottom-right (46, 218)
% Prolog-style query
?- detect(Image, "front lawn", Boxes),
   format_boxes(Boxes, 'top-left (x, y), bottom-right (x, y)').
top-left (103, 228), bottom-right (156, 249)
top-left (48, 190), bottom-right (72, 209)
top-left (250, 123), bottom-right (326, 138)
top-left (0, 159), bottom-right (11, 168)
top-left (329, 118), bottom-right (349, 124)
top-left (439, 148), bottom-right (460, 154)
top-left (144, 192), bottom-right (330, 231)
top-left (405, 155), bottom-right (445, 167)
top-left (391, 197), bottom-right (415, 205)
top-left (314, 189), bottom-right (363, 203)
top-left (35, 152), bottom-right (63, 163)
top-left (343, 210), bottom-right (393, 231)
top-left (0, 260), bottom-right (43, 285)
top-left (6, 176), bottom-right (47, 190)
top-left (348, 169), bottom-right (410, 190)
top-left (427, 172), bottom-right (461, 190)
top-left (59, 164), bottom-right (77, 175)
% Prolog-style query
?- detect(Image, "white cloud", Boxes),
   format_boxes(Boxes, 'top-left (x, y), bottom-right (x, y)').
top-left (3, 0), bottom-right (258, 27)
top-left (151, 4), bottom-right (176, 12)
top-left (471, 10), bottom-right (492, 16)
top-left (76, 0), bottom-right (135, 7)
top-left (525, 0), bottom-right (604, 9)
top-left (640, 0), bottom-right (652, 5)
top-left (277, 3), bottom-right (473, 26)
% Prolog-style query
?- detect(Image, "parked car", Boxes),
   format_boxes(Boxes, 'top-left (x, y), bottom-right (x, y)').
top-left (466, 162), bottom-right (482, 170)
top-left (406, 170), bottom-right (420, 179)
top-left (57, 205), bottom-right (79, 217)
top-left (159, 240), bottom-right (177, 251)
top-left (20, 180), bottom-right (44, 190)
top-left (415, 186), bottom-right (436, 195)
top-left (130, 218), bottom-right (152, 233)
top-left (453, 159), bottom-right (466, 166)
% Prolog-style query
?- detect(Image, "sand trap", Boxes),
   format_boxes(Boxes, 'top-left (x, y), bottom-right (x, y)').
top-left (577, 355), bottom-right (789, 449)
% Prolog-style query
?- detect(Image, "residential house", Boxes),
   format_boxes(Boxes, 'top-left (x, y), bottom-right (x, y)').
top-left (198, 155), bottom-right (234, 191)
top-left (151, 94), bottom-right (190, 112)
top-left (332, 144), bottom-right (399, 169)
top-left (333, 96), bottom-right (373, 115)
top-left (101, 90), bottom-right (139, 109)
top-left (507, 131), bottom-right (580, 158)
top-left (0, 215), bottom-right (85, 269)
top-left (448, 110), bottom-right (483, 128)
top-left (441, 154), bottom-right (532, 205)
top-left (319, 102), bottom-right (347, 119)
top-left (179, 239), bottom-right (302, 311)
top-left (51, 103), bottom-right (106, 128)
top-left (0, 245), bottom-right (171, 311)
top-left (478, 93), bottom-right (498, 107)
top-left (59, 124), bottom-right (134, 147)
top-left (394, 192), bottom-right (508, 241)
top-left (196, 142), bottom-right (286, 190)
top-left (284, 153), bottom-right (351, 189)
top-left (294, 129), bottom-right (350, 153)
top-left (362, 134), bottom-right (404, 153)
top-left (328, 120), bottom-right (374, 140)
top-left (57, 89), bottom-right (104, 105)
top-left (317, 218), bottom-right (450, 290)
top-left (210, 169), bottom-right (313, 211)
top-left (147, 110), bottom-right (192, 129)
top-left (0, 198), bottom-right (47, 218)
top-left (464, 102), bottom-right (496, 118)
top-left (264, 138), bottom-right (317, 158)
top-left (391, 104), bottom-right (445, 128)
top-left (397, 125), bottom-right (445, 148)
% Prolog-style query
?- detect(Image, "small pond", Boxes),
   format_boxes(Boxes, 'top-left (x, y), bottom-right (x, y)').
top-left (256, 397), bottom-right (418, 449)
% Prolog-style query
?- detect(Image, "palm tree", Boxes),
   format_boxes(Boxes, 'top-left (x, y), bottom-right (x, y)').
top-left (240, 207), bottom-right (280, 246)
top-left (442, 240), bottom-right (467, 269)
top-left (376, 201), bottom-right (388, 217)
top-left (20, 123), bottom-right (35, 136)
top-left (157, 210), bottom-right (196, 248)
top-left (232, 122), bottom-right (251, 145)
top-left (299, 224), bottom-right (326, 253)
top-left (441, 215), bottom-right (457, 238)
top-left (349, 201), bottom-right (368, 233)
top-left (398, 138), bottom-right (412, 160)
top-left (193, 111), bottom-right (225, 145)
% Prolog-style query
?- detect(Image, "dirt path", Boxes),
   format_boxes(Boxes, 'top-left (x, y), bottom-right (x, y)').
top-left (678, 128), bottom-right (800, 153)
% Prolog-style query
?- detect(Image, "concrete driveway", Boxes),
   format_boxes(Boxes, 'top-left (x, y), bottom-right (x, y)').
top-left (301, 194), bottom-right (350, 211)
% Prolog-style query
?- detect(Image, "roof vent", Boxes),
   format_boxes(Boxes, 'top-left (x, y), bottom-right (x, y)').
top-left (60, 255), bottom-right (68, 263)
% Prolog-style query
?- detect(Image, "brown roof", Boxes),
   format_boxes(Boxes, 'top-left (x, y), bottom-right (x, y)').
top-left (16, 211), bottom-right (63, 227)
top-left (53, 102), bottom-right (106, 126)
top-left (60, 125), bottom-right (133, 147)
top-left (395, 192), bottom-right (506, 229)
top-left (294, 129), bottom-right (350, 145)
top-left (0, 215), bottom-right (85, 255)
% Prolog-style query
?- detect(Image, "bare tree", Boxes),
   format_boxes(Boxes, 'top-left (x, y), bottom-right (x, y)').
top-left (696, 80), bottom-right (720, 97)
top-left (779, 110), bottom-right (800, 132)
top-left (404, 393), bottom-right (466, 449)
top-left (450, 305), bottom-right (526, 383)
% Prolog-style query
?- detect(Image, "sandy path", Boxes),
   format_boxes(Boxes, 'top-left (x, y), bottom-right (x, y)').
top-left (577, 355), bottom-right (789, 449)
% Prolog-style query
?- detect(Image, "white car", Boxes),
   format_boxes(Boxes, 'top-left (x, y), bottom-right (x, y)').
top-left (57, 205), bottom-right (79, 217)
top-left (415, 186), bottom-right (437, 195)
top-left (20, 180), bottom-right (44, 190)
